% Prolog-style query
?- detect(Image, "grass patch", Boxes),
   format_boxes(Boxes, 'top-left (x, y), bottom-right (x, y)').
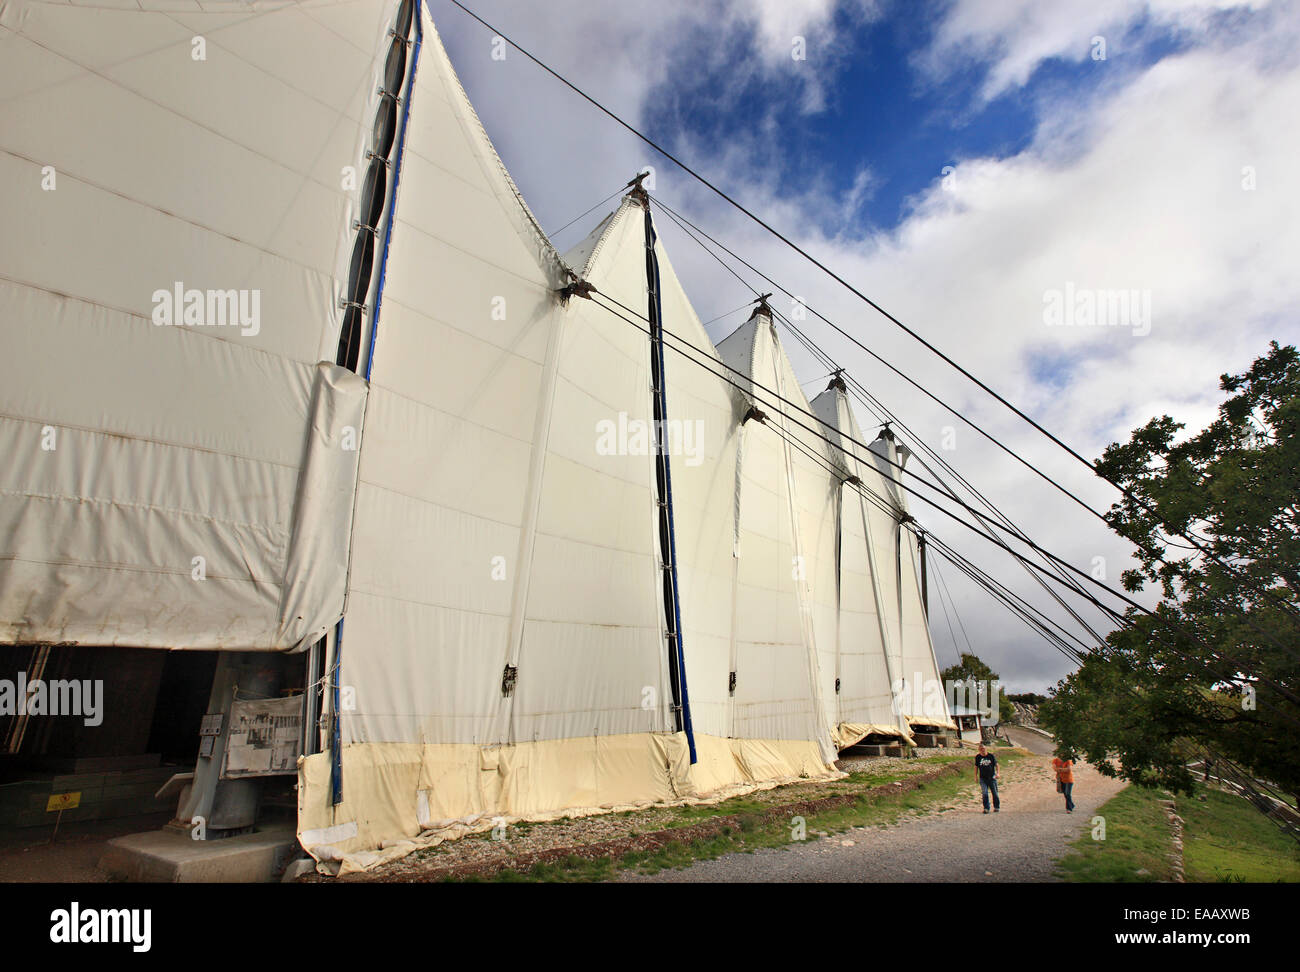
top-left (1177, 787), bottom-right (1300, 883)
top-left (666, 796), bottom-right (771, 827)
top-left (1058, 781), bottom-right (1300, 883)
top-left (1057, 784), bottom-right (1175, 883)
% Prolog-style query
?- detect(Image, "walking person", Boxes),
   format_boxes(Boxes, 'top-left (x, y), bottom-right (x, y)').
top-left (975, 743), bottom-right (1000, 814)
top-left (1052, 752), bottom-right (1076, 813)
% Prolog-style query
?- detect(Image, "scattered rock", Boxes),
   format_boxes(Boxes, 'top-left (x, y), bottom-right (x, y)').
top-left (1009, 701), bottom-right (1039, 726)
top-left (281, 857), bottom-right (317, 883)
top-left (1163, 799), bottom-right (1186, 883)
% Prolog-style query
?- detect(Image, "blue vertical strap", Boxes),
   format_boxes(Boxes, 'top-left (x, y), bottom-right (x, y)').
top-left (366, 4), bottom-right (423, 382)
top-left (643, 205), bottom-right (697, 764)
top-left (329, 618), bottom-right (344, 805)
top-left (330, 2), bottom-right (424, 807)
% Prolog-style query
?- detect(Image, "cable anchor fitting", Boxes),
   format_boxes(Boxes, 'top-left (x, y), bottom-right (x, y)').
top-left (557, 273), bottom-right (595, 303)
top-left (626, 171), bottom-right (651, 208)
top-left (747, 293), bottom-right (774, 321)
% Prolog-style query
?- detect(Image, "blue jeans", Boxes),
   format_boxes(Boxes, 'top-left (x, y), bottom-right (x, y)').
top-left (980, 778), bottom-right (999, 810)
top-left (1062, 781), bottom-right (1074, 811)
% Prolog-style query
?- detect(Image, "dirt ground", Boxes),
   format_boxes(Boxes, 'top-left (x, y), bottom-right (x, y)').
top-left (0, 812), bottom-right (171, 883)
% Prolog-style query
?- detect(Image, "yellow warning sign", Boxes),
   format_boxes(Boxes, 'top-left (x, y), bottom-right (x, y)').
top-left (46, 792), bottom-right (80, 812)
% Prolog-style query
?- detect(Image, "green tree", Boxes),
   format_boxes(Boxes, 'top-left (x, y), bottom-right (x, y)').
top-left (941, 652), bottom-right (1015, 724)
top-left (1007, 692), bottom-right (1048, 706)
top-left (1040, 342), bottom-right (1300, 800)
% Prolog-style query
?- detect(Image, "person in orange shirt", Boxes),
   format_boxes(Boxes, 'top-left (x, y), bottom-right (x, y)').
top-left (1052, 753), bottom-right (1076, 812)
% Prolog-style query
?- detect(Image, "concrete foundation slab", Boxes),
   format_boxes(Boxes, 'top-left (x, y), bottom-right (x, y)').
top-left (99, 824), bottom-right (299, 883)
top-left (913, 732), bottom-right (950, 748)
top-left (843, 743), bottom-right (905, 757)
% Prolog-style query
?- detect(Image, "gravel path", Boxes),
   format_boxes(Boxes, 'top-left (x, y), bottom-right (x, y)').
top-left (1002, 725), bottom-right (1057, 755)
top-left (618, 752), bottom-right (1127, 883)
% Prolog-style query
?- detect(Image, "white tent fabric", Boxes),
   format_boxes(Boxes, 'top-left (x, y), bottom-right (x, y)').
top-left (0, 0), bottom-right (384, 649)
top-left (810, 382), bottom-right (911, 743)
top-left (716, 313), bottom-right (836, 762)
top-left (865, 435), bottom-right (954, 730)
top-left (0, 0), bottom-right (952, 873)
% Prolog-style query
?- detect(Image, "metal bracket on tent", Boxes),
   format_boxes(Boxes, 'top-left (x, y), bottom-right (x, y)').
top-left (828, 369), bottom-right (847, 392)
top-left (899, 513), bottom-right (916, 526)
top-left (501, 664), bottom-right (518, 698)
top-left (835, 677), bottom-right (841, 694)
top-left (351, 219), bottom-right (380, 235)
top-left (746, 294), bottom-right (774, 322)
top-left (556, 278), bottom-right (595, 303)
top-left (364, 149), bottom-right (393, 168)
top-left (338, 297), bottom-right (368, 313)
top-left (387, 28), bottom-right (413, 45)
top-left (741, 405), bottom-right (767, 425)
top-left (625, 172), bottom-right (650, 207)
top-left (728, 671), bottom-right (736, 694)
top-left (376, 88), bottom-right (404, 106)
top-left (842, 474), bottom-right (862, 487)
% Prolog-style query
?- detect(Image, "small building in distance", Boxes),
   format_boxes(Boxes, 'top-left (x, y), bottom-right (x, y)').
top-left (950, 703), bottom-right (985, 745)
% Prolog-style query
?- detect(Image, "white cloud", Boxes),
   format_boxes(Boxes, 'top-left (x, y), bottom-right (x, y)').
top-left (724, 0), bottom-right (883, 110)
top-left (805, 6), bottom-right (1299, 687)
top-left (923, 0), bottom-right (1277, 100)
top-left (731, 0), bottom-right (875, 54)
top-left (435, 0), bottom-right (880, 238)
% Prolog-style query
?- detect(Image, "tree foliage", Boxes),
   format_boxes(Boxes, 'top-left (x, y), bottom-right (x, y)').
top-left (940, 651), bottom-right (1015, 724)
top-left (1040, 342), bottom-right (1300, 798)
top-left (1007, 692), bottom-right (1048, 706)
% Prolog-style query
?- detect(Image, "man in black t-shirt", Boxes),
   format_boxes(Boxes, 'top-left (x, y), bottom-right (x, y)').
top-left (975, 743), bottom-right (1000, 813)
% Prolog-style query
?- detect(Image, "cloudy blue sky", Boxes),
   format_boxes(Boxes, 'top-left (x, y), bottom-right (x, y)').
top-left (430, 0), bottom-right (1299, 693)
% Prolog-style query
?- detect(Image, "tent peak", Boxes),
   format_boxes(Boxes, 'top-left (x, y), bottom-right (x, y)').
top-left (625, 171), bottom-right (651, 208)
top-left (746, 293), bottom-right (775, 321)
